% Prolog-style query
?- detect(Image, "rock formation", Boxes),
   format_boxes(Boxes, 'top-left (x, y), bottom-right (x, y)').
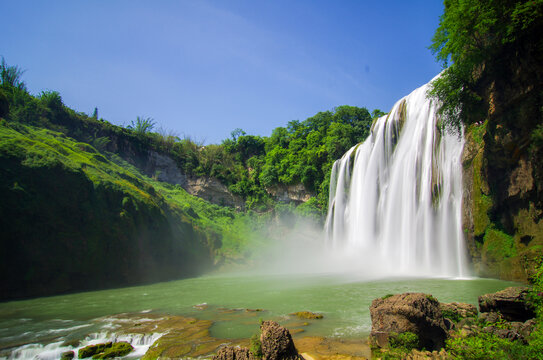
top-left (213, 321), bottom-right (302, 360)
top-left (369, 293), bottom-right (448, 351)
top-left (478, 286), bottom-right (536, 321)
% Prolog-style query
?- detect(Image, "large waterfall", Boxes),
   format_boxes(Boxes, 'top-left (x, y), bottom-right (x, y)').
top-left (324, 79), bottom-right (468, 278)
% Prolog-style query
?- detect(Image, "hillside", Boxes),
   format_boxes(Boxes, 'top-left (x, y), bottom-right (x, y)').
top-left (0, 62), bottom-right (370, 300)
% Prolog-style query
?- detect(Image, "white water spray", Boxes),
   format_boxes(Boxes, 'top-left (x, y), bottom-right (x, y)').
top-left (325, 79), bottom-right (468, 278)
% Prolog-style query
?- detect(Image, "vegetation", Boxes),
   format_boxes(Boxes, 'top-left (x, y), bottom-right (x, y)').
top-left (1, 56), bottom-right (375, 213)
top-left (429, 0), bottom-right (543, 130)
top-left (290, 311), bottom-right (324, 319)
top-left (127, 116), bottom-right (155, 134)
top-left (441, 261), bottom-right (543, 359)
top-left (249, 333), bottom-right (263, 359)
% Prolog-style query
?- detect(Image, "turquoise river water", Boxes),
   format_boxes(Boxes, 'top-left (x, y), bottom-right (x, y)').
top-left (0, 273), bottom-right (518, 359)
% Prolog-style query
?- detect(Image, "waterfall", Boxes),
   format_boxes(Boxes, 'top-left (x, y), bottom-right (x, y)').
top-left (324, 79), bottom-right (468, 278)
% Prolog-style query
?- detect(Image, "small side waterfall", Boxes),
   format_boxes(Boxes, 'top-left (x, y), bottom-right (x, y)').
top-left (325, 79), bottom-right (468, 278)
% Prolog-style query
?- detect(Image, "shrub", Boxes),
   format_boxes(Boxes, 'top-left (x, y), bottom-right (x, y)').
top-left (389, 332), bottom-right (419, 352)
top-left (249, 333), bottom-right (262, 358)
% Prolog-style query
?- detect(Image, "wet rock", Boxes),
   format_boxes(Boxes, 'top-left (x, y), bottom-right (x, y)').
top-left (93, 342), bottom-right (133, 359)
top-left (369, 293), bottom-right (447, 351)
top-left (290, 311), bottom-right (323, 319)
top-left (61, 351), bottom-right (74, 360)
top-left (440, 302), bottom-right (477, 322)
top-left (78, 342), bottom-right (112, 358)
top-left (213, 346), bottom-right (255, 360)
top-left (78, 342), bottom-right (133, 359)
top-left (260, 321), bottom-right (303, 360)
top-left (478, 286), bottom-right (535, 321)
top-left (193, 303), bottom-right (209, 310)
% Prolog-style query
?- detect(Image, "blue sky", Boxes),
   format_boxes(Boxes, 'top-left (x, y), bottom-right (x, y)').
top-left (1, 1), bottom-right (444, 144)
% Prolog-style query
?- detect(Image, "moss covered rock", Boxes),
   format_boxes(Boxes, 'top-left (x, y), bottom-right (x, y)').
top-left (93, 342), bottom-right (133, 359)
top-left (78, 343), bottom-right (112, 358)
top-left (290, 311), bottom-right (323, 320)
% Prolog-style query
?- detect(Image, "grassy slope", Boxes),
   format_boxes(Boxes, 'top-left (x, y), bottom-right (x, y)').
top-left (0, 121), bottom-right (240, 300)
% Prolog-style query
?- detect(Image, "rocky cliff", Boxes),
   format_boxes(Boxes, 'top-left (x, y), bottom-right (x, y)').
top-left (461, 50), bottom-right (543, 281)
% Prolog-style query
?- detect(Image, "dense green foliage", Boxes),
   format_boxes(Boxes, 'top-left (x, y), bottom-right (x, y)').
top-left (429, 0), bottom-right (543, 129)
top-left (1, 57), bottom-right (375, 213)
top-left (444, 265), bottom-right (543, 359)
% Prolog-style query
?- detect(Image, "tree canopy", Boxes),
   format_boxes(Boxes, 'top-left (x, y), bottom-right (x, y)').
top-left (429, 0), bottom-right (543, 129)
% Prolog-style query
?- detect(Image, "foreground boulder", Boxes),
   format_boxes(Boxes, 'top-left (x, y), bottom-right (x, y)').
top-left (213, 321), bottom-right (302, 360)
top-left (370, 293), bottom-right (448, 351)
top-left (478, 286), bottom-right (535, 321)
top-left (260, 321), bottom-right (303, 360)
top-left (213, 347), bottom-right (255, 360)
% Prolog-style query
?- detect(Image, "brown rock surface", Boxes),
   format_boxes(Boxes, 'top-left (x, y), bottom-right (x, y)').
top-left (440, 302), bottom-right (477, 320)
top-left (369, 293), bottom-right (447, 351)
top-left (478, 286), bottom-right (535, 321)
top-left (213, 346), bottom-right (256, 360)
top-left (260, 321), bottom-right (303, 360)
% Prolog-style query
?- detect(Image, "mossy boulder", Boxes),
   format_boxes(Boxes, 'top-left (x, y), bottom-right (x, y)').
top-left (290, 311), bottom-right (323, 320)
top-left (78, 342), bottom-right (133, 359)
top-left (478, 286), bottom-right (535, 322)
top-left (369, 293), bottom-right (447, 351)
top-left (78, 343), bottom-right (112, 358)
top-left (93, 342), bottom-right (133, 359)
top-left (61, 351), bottom-right (75, 360)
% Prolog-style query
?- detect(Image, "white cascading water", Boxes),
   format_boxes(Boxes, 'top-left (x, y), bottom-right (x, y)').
top-left (325, 79), bottom-right (468, 278)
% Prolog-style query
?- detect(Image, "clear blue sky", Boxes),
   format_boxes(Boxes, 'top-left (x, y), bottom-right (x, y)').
top-left (1, 0), bottom-right (444, 144)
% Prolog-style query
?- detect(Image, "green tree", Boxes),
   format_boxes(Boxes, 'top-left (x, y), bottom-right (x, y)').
top-left (0, 57), bottom-right (26, 90)
top-left (230, 128), bottom-right (246, 141)
top-left (429, 0), bottom-right (543, 129)
top-left (0, 89), bottom-right (8, 118)
top-left (128, 116), bottom-right (155, 134)
top-left (371, 109), bottom-right (386, 119)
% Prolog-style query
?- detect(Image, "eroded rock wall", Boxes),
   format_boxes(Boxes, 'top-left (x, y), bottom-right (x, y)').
top-left (461, 54), bottom-right (543, 281)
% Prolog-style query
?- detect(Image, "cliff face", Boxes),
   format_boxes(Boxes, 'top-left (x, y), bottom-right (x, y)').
top-left (0, 124), bottom-right (214, 301)
top-left (462, 51), bottom-right (543, 282)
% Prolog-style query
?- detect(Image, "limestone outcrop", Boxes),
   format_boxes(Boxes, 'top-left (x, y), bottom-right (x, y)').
top-left (260, 321), bottom-right (303, 360)
top-left (213, 321), bottom-right (302, 360)
top-left (478, 286), bottom-right (535, 321)
top-left (369, 293), bottom-right (448, 351)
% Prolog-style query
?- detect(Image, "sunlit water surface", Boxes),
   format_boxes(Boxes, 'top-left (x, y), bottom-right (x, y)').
top-left (0, 273), bottom-right (518, 359)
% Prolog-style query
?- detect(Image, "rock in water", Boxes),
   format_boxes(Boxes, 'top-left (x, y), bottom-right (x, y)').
top-left (260, 321), bottom-right (303, 360)
top-left (370, 293), bottom-right (447, 351)
top-left (213, 321), bottom-right (302, 360)
top-left (478, 286), bottom-right (535, 321)
top-left (60, 351), bottom-right (74, 360)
